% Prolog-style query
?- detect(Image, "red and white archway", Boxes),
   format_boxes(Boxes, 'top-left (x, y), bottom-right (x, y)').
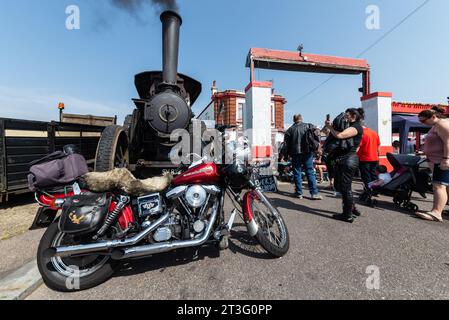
top-left (244, 47), bottom-right (371, 159)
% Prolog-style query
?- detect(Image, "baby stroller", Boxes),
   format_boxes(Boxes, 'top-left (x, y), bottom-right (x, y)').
top-left (277, 160), bottom-right (294, 182)
top-left (360, 153), bottom-right (431, 213)
top-left (277, 142), bottom-right (294, 183)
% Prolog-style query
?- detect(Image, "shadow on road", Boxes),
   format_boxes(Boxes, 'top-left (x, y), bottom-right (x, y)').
top-left (359, 195), bottom-right (449, 221)
top-left (275, 185), bottom-right (448, 221)
top-left (114, 245), bottom-right (221, 278)
top-left (0, 193), bottom-right (35, 209)
top-left (228, 224), bottom-right (274, 260)
top-left (270, 193), bottom-right (338, 220)
top-left (113, 223), bottom-right (274, 278)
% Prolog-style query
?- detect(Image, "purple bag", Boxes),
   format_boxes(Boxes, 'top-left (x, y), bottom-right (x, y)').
top-left (28, 151), bottom-right (89, 191)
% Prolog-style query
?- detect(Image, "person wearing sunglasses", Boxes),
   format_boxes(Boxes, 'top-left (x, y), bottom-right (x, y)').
top-left (416, 109), bottom-right (449, 222)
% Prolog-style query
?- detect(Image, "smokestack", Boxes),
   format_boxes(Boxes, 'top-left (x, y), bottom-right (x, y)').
top-left (160, 10), bottom-right (182, 86)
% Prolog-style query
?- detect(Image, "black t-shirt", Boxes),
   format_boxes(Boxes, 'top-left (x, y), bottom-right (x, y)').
top-left (349, 122), bottom-right (364, 152)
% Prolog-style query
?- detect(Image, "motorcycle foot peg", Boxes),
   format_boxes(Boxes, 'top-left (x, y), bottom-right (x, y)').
top-left (43, 247), bottom-right (57, 259)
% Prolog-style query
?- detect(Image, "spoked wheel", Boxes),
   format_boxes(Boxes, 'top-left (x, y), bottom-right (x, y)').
top-left (404, 203), bottom-right (419, 213)
top-left (393, 197), bottom-right (403, 207)
top-left (95, 125), bottom-right (129, 172)
top-left (249, 190), bottom-right (289, 257)
top-left (37, 222), bottom-right (117, 292)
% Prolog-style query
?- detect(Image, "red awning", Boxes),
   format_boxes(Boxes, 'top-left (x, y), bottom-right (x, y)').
top-left (246, 48), bottom-right (370, 75)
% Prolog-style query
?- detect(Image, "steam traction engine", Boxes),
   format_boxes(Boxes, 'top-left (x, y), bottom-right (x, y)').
top-left (94, 11), bottom-right (202, 174)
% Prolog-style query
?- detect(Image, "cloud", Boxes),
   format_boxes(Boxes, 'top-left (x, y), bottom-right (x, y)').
top-left (0, 86), bottom-right (129, 124)
top-left (111, 0), bottom-right (179, 14)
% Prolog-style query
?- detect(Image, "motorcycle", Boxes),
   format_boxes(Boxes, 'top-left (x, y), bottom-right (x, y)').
top-left (32, 128), bottom-right (290, 291)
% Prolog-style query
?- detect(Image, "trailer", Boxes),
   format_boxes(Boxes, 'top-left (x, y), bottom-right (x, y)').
top-left (60, 113), bottom-right (117, 127)
top-left (0, 118), bottom-right (105, 202)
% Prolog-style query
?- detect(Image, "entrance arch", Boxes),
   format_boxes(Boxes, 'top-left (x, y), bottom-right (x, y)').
top-left (246, 48), bottom-right (371, 95)
top-left (243, 47), bottom-right (372, 160)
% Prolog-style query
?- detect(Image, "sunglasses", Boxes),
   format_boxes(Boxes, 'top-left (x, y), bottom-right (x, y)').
top-left (418, 117), bottom-right (429, 124)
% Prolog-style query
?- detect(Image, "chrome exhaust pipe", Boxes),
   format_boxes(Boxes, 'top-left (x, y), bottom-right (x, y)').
top-left (48, 213), bottom-right (170, 258)
top-left (111, 201), bottom-right (219, 260)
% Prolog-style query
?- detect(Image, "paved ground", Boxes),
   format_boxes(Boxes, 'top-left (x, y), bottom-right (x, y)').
top-left (24, 182), bottom-right (449, 300)
top-left (0, 195), bottom-right (44, 279)
top-left (0, 194), bottom-right (39, 240)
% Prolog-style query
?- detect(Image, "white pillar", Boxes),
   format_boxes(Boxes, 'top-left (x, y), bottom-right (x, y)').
top-left (361, 92), bottom-right (394, 169)
top-left (361, 92), bottom-right (393, 147)
top-left (244, 81), bottom-right (273, 159)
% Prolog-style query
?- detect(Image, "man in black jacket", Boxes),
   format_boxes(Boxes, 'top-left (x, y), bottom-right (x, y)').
top-left (284, 114), bottom-right (323, 200)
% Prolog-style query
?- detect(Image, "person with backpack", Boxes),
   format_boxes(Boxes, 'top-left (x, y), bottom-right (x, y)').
top-left (283, 114), bottom-right (323, 200)
top-left (325, 109), bottom-right (364, 223)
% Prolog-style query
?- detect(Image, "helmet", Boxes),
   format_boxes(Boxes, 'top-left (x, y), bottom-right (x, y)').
top-left (63, 144), bottom-right (81, 155)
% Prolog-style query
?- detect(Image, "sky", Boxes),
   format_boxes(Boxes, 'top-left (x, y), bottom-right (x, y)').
top-left (0, 0), bottom-right (448, 127)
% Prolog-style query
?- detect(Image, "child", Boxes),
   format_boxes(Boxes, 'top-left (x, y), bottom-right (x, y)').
top-left (368, 165), bottom-right (392, 189)
top-left (314, 150), bottom-right (327, 184)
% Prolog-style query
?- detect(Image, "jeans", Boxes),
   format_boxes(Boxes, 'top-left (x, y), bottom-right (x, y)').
top-left (359, 161), bottom-right (378, 190)
top-left (334, 153), bottom-right (359, 217)
top-left (292, 153), bottom-right (319, 196)
top-left (324, 157), bottom-right (335, 180)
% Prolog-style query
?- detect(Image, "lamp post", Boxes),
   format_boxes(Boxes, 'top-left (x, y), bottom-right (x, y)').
top-left (58, 102), bottom-right (65, 122)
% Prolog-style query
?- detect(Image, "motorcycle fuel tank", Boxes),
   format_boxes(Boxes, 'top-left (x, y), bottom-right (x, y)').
top-left (172, 163), bottom-right (220, 186)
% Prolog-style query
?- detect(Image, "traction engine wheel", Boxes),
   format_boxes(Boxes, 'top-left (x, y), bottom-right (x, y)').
top-left (95, 125), bottom-right (129, 172)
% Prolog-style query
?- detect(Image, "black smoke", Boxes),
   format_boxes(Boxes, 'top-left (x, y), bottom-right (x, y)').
top-left (111, 0), bottom-right (179, 14)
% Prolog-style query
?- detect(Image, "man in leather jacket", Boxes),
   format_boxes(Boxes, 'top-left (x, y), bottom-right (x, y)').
top-left (283, 114), bottom-right (323, 200)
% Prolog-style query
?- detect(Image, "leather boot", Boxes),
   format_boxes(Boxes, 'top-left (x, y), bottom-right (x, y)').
top-left (352, 205), bottom-right (362, 217)
top-left (332, 214), bottom-right (354, 223)
top-left (333, 202), bottom-right (355, 223)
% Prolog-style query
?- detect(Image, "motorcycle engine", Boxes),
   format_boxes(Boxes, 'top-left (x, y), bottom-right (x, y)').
top-left (152, 215), bottom-right (181, 242)
top-left (184, 185), bottom-right (208, 209)
top-left (154, 184), bottom-right (220, 242)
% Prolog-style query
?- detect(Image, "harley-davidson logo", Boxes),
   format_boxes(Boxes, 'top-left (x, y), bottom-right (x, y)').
top-left (142, 202), bottom-right (156, 210)
top-left (69, 212), bottom-right (86, 225)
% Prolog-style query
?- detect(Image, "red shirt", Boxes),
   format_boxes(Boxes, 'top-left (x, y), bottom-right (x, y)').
top-left (357, 127), bottom-right (380, 162)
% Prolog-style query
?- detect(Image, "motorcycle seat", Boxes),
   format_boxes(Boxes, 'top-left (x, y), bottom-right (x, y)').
top-left (80, 168), bottom-right (172, 196)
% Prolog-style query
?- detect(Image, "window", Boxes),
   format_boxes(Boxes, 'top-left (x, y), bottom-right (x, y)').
top-left (237, 102), bottom-right (244, 121)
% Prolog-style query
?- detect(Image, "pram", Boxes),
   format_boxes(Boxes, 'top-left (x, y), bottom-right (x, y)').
top-left (276, 161), bottom-right (294, 182)
top-left (359, 153), bottom-right (432, 213)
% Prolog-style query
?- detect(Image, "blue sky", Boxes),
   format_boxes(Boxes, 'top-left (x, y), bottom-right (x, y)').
top-left (0, 0), bottom-right (447, 126)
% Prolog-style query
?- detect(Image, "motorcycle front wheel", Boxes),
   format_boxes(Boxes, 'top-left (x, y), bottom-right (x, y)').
top-left (249, 190), bottom-right (290, 257)
top-left (37, 221), bottom-right (117, 292)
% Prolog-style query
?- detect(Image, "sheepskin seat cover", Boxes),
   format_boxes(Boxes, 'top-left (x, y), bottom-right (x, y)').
top-left (82, 168), bottom-right (172, 196)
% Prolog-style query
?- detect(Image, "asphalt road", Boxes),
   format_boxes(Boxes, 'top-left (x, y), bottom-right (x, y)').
top-left (27, 182), bottom-right (449, 300)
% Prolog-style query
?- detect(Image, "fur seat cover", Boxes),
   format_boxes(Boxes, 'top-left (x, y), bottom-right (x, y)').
top-left (82, 168), bottom-right (172, 196)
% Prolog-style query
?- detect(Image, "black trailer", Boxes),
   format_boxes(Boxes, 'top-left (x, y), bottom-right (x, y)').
top-left (0, 118), bottom-right (105, 202)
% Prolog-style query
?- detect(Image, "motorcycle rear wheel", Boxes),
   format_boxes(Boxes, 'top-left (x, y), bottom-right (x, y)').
top-left (37, 222), bottom-right (117, 292)
top-left (249, 191), bottom-right (289, 257)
